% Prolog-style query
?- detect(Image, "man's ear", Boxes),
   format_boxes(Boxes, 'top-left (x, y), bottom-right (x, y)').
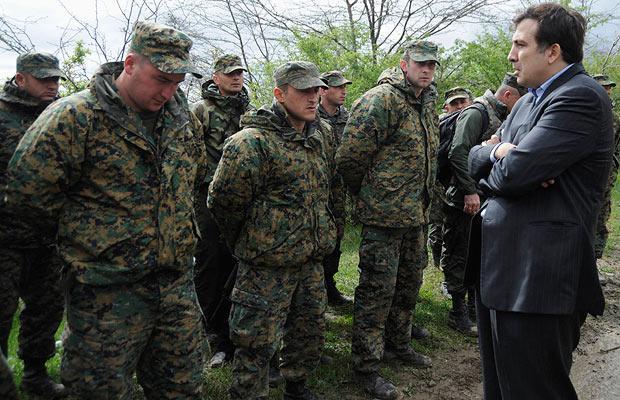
top-left (547, 43), bottom-right (562, 65)
top-left (14, 72), bottom-right (26, 88)
top-left (124, 53), bottom-right (137, 75)
top-left (274, 86), bottom-right (285, 103)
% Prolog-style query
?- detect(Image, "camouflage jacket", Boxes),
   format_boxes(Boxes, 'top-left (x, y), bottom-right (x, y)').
top-left (445, 89), bottom-right (507, 207)
top-left (6, 62), bottom-right (206, 285)
top-left (0, 79), bottom-right (52, 248)
top-left (207, 101), bottom-right (337, 268)
top-left (318, 103), bottom-right (349, 144)
top-left (336, 67), bottom-right (439, 228)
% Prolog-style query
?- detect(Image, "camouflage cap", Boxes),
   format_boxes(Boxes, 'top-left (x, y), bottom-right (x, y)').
top-left (129, 21), bottom-right (202, 78)
top-left (444, 86), bottom-right (472, 105)
top-left (213, 54), bottom-right (246, 74)
top-left (320, 70), bottom-right (352, 87)
top-left (274, 61), bottom-right (328, 90)
top-left (403, 40), bottom-right (440, 65)
top-left (502, 72), bottom-right (527, 95)
top-left (592, 74), bottom-right (616, 88)
top-left (16, 52), bottom-right (66, 80)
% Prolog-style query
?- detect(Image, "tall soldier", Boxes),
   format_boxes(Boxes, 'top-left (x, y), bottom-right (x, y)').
top-left (6, 22), bottom-right (207, 398)
top-left (441, 73), bottom-right (526, 336)
top-left (336, 41), bottom-right (438, 399)
top-left (208, 61), bottom-right (337, 400)
top-left (592, 74), bottom-right (619, 280)
top-left (318, 70), bottom-right (350, 305)
top-left (0, 52), bottom-right (67, 398)
top-left (191, 54), bottom-right (253, 368)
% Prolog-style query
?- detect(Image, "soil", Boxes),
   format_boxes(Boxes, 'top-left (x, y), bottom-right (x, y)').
top-left (395, 249), bottom-right (620, 400)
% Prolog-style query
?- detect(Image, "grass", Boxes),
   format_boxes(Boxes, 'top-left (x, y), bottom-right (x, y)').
top-left (6, 177), bottom-right (619, 398)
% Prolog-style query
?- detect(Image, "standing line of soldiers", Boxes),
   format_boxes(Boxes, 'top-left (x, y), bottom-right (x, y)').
top-left (1, 17), bottom-right (619, 400)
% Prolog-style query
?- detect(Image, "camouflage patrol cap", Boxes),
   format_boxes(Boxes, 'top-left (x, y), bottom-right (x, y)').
top-left (403, 40), bottom-right (440, 65)
top-left (444, 86), bottom-right (472, 106)
top-left (320, 70), bottom-right (352, 87)
top-left (213, 54), bottom-right (246, 74)
top-left (592, 74), bottom-right (616, 88)
top-left (502, 72), bottom-right (527, 95)
top-left (129, 21), bottom-right (202, 78)
top-left (16, 52), bottom-right (66, 79)
top-left (274, 61), bottom-right (328, 90)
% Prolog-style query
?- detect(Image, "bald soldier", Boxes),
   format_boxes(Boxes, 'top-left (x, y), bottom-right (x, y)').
top-left (0, 52), bottom-right (67, 398)
top-left (6, 22), bottom-right (207, 398)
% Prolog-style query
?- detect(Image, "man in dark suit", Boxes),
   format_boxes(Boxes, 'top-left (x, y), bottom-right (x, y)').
top-left (466, 3), bottom-right (613, 399)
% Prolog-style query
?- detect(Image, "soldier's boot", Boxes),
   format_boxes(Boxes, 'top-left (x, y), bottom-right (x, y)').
top-left (20, 357), bottom-right (67, 399)
top-left (448, 293), bottom-right (478, 337)
top-left (383, 345), bottom-right (432, 368)
top-left (355, 372), bottom-right (400, 400)
top-left (410, 324), bottom-right (430, 340)
top-left (325, 277), bottom-right (352, 306)
top-left (283, 380), bottom-right (320, 400)
top-left (466, 287), bottom-right (477, 323)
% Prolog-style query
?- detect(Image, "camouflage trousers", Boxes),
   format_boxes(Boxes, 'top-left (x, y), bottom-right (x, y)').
top-left (229, 261), bottom-right (326, 399)
top-left (61, 270), bottom-right (207, 400)
top-left (0, 352), bottom-right (17, 400)
top-left (0, 247), bottom-right (63, 361)
top-left (595, 168), bottom-right (618, 258)
top-left (352, 225), bottom-right (427, 374)
top-left (322, 237), bottom-right (342, 286)
top-left (440, 205), bottom-right (473, 295)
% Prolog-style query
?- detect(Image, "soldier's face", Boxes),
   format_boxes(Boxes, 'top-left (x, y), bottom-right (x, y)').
top-left (213, 70), bottom-right (244, 96)
top-left (602, 85), bottom-right (613, 97)
top-left (400, 59), bottom-right (436, 92)
top-left (320, 84), bottom-right (348, 107)
top-left (124, 54), bottom-right (186, 113)
top-left (275, 85), bottom-right (320, 125)
top-left (15, 73), bottom-right (60, 102)
top-left (445, 97), bottom-right (471, 113)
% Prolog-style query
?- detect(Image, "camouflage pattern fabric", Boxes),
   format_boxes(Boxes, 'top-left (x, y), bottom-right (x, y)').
top-left (318, 103), bottom-right (349, 142)
top-left (208, 101), bottom-right (337, 267)
top-left (274, 61), bottom-right (328, 90)
top-left (208, 101), bottom-right (336, 397)
top-left (352, 225), bottom-right (427, 374)
top-left (228, 261), bottom-right (326, 399)
top-left (439, 206), bottom-right (472, 295)
top-left (6, 61), bottom-right (207, 397)
top-left (0, 248), bottom-right (63, 361)
top-left (320, 70), bottom-right (352, 87)
top-left (61, 271), bottom-right (206, 399)
top-left (0, 352), bottom-right (17, 400)
top-left (129, 21), bottom-right (202, 78)
top-left (212, 54), bottom-right (246, 74)
top-left (190, 80), bottom-right (253, 354)
top-left (336, 66), bottom-right (439, 228)
top-left (402, 40), bottom-right (440, 64)
top-left (16, 52), bottom-right (66, 79)
top-left (0, 78), bottom-right (63, 366)
top-left (595, 111), bottom-right (620, 258)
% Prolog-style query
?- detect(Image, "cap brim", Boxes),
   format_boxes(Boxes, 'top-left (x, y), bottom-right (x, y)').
top-left (410, 56), bottom-right (440, 66)
top-left (290, 76), bottom-right (329, 90)
top-left (31, 68), bottom-right (67, 80)
top-left (329, 78), bottom-right (353, 86)
top-left (221, 66), bottom-right (247, 74)
top-left (445, 94), bottom-right (468, 104)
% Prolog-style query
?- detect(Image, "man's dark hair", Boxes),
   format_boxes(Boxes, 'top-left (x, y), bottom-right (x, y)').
top-left (513, 2), bottom-right (586, 64)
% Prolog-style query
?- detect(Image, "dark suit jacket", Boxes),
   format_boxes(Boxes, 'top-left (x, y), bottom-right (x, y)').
top-left (466, 64), bottom-right (613, 316)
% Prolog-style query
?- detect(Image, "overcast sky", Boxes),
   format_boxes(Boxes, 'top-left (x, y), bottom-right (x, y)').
top-left (1, 0), bottom-right (619, 80)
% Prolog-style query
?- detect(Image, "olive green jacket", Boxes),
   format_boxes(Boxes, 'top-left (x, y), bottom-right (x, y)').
top-left (6, 62), bottom-right (206, 285)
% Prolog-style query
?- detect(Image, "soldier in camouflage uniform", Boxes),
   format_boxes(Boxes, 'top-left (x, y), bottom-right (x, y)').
top-left (0, 52), bottom-right (67, 398)
top-left (441, 73), bottom-right (526, 336)
top-left (318, 70), bottom-right (350, 305)
top-left (593, 74), bottom-right (620, 273)
top-left (191, 54), bottom-right (254, 368)
top-left (336, 41), bottom-right (439, 400)
top-left (208, 61), bottom-right (337, 400)
top-left (6, 22), bottom-right (207, 399)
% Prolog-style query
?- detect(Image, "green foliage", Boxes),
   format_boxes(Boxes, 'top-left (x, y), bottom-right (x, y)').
top-left (436, 28), bottom-right (514, 102)
top-left (60, 40), bottom-right (91, 97)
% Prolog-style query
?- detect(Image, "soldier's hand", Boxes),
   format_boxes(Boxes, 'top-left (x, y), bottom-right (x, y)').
top-left (484, 134), bottom-right (500, 146)
top-left (463, 193), bottom-right (480, 216)
top-left (493, 142), bottom-right (516, 160)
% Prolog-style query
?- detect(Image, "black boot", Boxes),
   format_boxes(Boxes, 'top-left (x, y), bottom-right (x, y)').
top-left (354, 372), bottom-right (400, 400)
top-left (283, 380), bottom-right (320, 400)
top-left (448, 293), bottom-right (477, 337)
top-left (325, 277), bottom-right (352, 306)
top-left (21, 357), bottom-right (67, 399)
top-left (466, 287), bottom-right (477, 323)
